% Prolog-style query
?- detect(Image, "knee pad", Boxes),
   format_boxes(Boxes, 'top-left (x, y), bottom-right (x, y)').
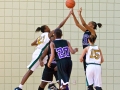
top-left (95, 87), bottom-right (102, 90)
top-left (88, 85), bottom-right (94, 90)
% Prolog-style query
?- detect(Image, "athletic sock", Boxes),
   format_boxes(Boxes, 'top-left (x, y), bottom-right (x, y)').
top-left (38, 86), bottom-right (44, 90)
top-left (19, 84), bottom-right (23, 89)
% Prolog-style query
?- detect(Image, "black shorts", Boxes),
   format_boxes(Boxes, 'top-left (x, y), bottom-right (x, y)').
top-left (57, 59), bottom-right (72, 87)
top-left (42, 63), bottom-right (58, 82)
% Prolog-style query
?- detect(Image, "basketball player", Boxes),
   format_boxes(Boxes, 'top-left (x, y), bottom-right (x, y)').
top-left (80, 35), bottom-right (104, 90)
top-left (14, 10), bottom-right (73, 90)
top-left (48, 29), bottom-right (78, 90)
top-left (38, 35), bottom-right (59, 90)
top-left (71, 8), bottom-right (102, 72)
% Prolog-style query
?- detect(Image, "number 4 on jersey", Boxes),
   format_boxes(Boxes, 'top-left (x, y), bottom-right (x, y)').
top-left (90, 49), bottom-right (100, 60)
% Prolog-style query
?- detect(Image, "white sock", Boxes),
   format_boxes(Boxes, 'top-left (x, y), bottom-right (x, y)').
top-left (19, 84), bottom-right (23, 89)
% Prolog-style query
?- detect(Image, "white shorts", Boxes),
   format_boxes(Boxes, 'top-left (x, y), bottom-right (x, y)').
top-left (27, 48), bottom-right (48, 71)
top-left (86, 64), bottom-right (102, 87)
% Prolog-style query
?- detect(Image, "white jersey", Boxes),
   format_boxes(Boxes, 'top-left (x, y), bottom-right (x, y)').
top-left (86, 45), bottom-right (101, 64)
top-left (36, 32), bottom-right (50, 49)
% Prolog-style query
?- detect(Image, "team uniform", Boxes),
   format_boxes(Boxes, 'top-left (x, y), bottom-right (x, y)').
top-left (41, 44), bottom-right (58, 83)
top-left (53, 39), bottom-right (72, 88)
top-left (82, 30), bottom-right (97, 71)
top-left (86, 45), bottom-right (102, 88)
top-left (27, 32), bottom-right (50, 71)
top-left (82, 30), bottom-right (91, 71)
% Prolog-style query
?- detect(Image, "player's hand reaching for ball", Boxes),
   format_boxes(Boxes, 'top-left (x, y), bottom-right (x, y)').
top-left (70, 8), bottom-right (74, 14)
top-left (71, 8), bottom-right (74, 15)
top-left (68, 9), bottom-right (73, 16)
top-left (77, 7), bottom-right (82, 15)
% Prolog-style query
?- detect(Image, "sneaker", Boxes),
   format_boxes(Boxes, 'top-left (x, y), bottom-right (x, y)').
top-left (14, 87), bottom-right (22, 90)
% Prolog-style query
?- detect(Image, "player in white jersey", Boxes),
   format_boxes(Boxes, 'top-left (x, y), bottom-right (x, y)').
top-left (80, 35), bottom-right (104, 90)
top-left (14, 9), bottom-right (73, 90)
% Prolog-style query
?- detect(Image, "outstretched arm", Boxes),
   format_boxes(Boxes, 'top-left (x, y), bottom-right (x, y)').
top-left (67, 41), bottom-right (78, 54)
top-left (48, 9), bottom-right (72, 38)
top-left (48, 42), bottom-right (55, 68)
top-left (78, 8), bottom-right (95, 35)
top-left (71, 9), bottom-right (86, 32)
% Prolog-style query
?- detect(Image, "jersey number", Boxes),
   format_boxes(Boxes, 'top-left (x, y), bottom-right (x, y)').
top-left (56, 46), bottom-right (70, 59)
top-left (90, 49), bottom-right (100, 60)
top-left (37, 36), bottom-right (45, 45)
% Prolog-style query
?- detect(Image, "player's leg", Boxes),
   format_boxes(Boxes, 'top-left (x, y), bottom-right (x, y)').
top-left (53, 71), bottom-right (60, 90)
top-left (39, 66), bottom-right (54, 90)
top-left (94, 65), bottom-right (102, 90)
top-left (65, 59), bottom-right (72, 90)
top-left (57, 60), bottom-right (72, 90)
top-left (14, 50), bottom-right (42, 90)
top-left (38, 81), bottom-right (48, 90)
top-left (14, 60), bottom-right (40, 90)
top-left (86, 65), bottom-right (94, 90)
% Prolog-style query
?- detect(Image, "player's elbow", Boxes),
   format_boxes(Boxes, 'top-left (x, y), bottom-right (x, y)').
top-left (31, 42), bottom-right (38, 46)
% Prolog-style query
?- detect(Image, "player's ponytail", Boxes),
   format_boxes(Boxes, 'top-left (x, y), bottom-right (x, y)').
top-left (88, 35), bottom-right (96, 44)
top-left (35, 25), bottom-right (46, 33)
top-left (35, 27), bottom-right (41, 32)
top-left (91, 21), bottom-right (102, 30)
top-left (97, 23), bottom-right (102, 28)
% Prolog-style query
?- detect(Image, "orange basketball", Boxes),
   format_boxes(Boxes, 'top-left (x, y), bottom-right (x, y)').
top-left (66, 0), bottom-right (75, 8)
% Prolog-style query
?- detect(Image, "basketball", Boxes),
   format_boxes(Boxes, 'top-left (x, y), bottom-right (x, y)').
top-left (66, 0), bottom-right (75, 8)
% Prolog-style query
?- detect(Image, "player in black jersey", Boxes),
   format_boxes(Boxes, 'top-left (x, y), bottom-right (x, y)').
top-left (48, 29), bottom-right (78, 90)
top-left (38, 35), bottom-right (59, 90)
top-left (71, 8), bottom-right (102, 72)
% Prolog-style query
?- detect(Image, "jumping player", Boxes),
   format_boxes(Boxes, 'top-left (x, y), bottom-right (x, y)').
top-left (48, 29), bottom-right (78, 90)
top-left (14, 10), bottom-right (73, 90)
top-left (71, 8), bottom-right (102, 72)
top-left (38, 35), bottom-right (59, 90)
top-left (80, 35), bottom-right (104, 90)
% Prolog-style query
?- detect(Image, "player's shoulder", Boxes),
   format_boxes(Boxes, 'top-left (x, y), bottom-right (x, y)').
top-left (84, 46), bottom-right (90, 51)
top-left (41, 32), bottom-right (49, 36)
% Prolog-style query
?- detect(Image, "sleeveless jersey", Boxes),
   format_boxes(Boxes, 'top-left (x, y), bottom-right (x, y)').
top-left (86, 45), bottom-right (101, 64)
top-left (82, 30), bottom-right (91, 49)
top-left (53, 39), bottom-right (71, 61)
top-left (36, 32), bottom-right (50, 49)
top-left (82, 30), bottom-right (97, 49)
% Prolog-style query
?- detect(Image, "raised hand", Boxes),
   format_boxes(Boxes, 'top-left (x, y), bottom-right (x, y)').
top-left (77, 7), bottom-right (82, 15)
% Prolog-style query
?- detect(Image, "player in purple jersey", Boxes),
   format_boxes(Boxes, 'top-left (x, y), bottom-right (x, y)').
top-left (71, 8), bottom-right (102, 72)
